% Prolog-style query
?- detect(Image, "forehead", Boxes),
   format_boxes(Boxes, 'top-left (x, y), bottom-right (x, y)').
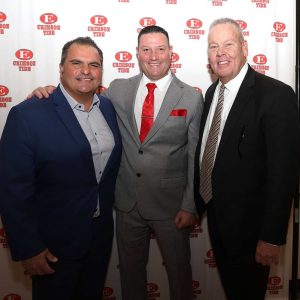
top-left (66, 43), bottom-right (101, 60)
top-left (208, 23), bottom-right (240, 42)
top-left (139, 32), bottom-right (169, 46)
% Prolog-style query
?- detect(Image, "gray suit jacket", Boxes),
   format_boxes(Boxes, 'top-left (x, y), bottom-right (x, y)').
top-left (103, 73), bottom-right (203, 220)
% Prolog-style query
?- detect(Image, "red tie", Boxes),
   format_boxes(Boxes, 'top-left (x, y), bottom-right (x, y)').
top-left (140, 82), bottom-right (157, 143)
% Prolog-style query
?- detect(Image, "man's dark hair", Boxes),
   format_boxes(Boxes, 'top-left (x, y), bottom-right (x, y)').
top-left (60, 36), bottom-right (103, 66)
top-left (138, 25), bottom-right (170, 46)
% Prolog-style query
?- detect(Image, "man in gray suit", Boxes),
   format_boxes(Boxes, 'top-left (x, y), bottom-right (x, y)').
top-left (104, 25), bottom-right (203, 300)
top-left (29, 26), bottom-right (203, 300)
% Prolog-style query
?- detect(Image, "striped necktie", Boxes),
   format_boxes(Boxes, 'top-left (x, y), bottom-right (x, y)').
top-left (199, 84), bottom-right (225, 203)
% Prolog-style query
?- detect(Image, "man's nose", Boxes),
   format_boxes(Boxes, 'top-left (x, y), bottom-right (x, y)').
top-left (149, 50), bottom-right (159, 59)
top-left (81, 64), bottom-right (90, 73)
top-left (216, 46), bottom-right (224, 56)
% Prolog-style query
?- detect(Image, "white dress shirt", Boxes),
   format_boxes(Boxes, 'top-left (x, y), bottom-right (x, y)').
top-left (200, 63), bottom-right (248, 164)
top-left (134, 72), bottom-right (172, 133)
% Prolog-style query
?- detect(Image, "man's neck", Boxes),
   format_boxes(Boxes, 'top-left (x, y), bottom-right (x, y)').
top-left (59, 84), bottom-right (95, 112)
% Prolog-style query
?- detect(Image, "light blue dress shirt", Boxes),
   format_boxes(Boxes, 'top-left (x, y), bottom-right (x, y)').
top-left (60, 84), bottom-right (115, 217)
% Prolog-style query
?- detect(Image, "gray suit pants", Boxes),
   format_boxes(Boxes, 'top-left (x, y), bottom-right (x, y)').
top-left (116, 205), bottom-right (193, 300)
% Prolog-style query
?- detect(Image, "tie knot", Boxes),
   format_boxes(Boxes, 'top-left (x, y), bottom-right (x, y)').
top-left (146, 82), bottom-right (157, 93)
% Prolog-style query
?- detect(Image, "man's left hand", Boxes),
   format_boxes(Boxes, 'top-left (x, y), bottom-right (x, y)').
top-left (255, 240), bottom-right (280, 266)
top-left (174, 210), bottom-right (196, 229)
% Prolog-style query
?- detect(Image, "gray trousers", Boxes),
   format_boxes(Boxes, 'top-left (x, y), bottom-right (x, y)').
top-left (116, 205), bottom-right (193, 300)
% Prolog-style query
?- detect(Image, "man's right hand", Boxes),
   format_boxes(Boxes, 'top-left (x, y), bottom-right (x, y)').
top-left (21, 248), bottom-right (58, 276)
top-left (27, 85), bottom-right (56, 99)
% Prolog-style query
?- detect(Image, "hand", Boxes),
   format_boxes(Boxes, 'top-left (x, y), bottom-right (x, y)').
top-left (255, 240), bottom-right (280, 266)
top-left (174, 210), bottom-right (196, 229)
top-left (27, 85), bottom-right (56, 99)
top-left (21, 248), bottom-right (58, 276)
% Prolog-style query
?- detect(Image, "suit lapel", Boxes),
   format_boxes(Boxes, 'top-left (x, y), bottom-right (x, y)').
top-left (199, 81), bottom-right (218, 143)
top-left (122, 75), bottom-right (142, 144)
top-left (217, 66), bottom-right (255, 156)
top-left (115, 74), bottom-right (142, 145)
top-left (98, 95), bottom-right (121, 179)
top-left (52, 87), bottom-right (94, 173)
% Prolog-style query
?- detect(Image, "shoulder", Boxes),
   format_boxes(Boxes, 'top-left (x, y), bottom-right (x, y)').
top-left (102, 74), bottom-right (142, 103)
top-left (108, 74), bottom-right (141, 89)
top-left (7, 89), bottom-right (62, 124)
top-left (172, 75), bottom-right (202, 98)
top-left (247, 69), bottom-right (298, 113)
top-left (3, 97), bottom-right (51, 135)
top-left (12, 96), bottom-right (51, 113)
top-left (249, 67), bottom-right (295, 96)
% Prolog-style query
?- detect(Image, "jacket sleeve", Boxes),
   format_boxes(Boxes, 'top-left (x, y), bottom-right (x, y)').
top-left (181, 90), bottom-right (204, 213)
top-left (0, 106), bottom-right (46, 260)
top-left (259, 84), bottom-right (300, 245)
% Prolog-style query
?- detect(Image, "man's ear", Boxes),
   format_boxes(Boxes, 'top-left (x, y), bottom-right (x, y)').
top-left (136, 47), bottom-right (139, 59)
top-left (59, 64), bottom-right (64, 75)
top-left (242, 40), bottom-right (248, 58)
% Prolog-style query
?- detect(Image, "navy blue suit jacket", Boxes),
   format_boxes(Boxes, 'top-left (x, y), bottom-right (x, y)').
top-left (0, 86), bottom-right (122, 261)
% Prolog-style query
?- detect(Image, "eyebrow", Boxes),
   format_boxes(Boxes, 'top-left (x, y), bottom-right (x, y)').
top-left (69, 59), bottom-right (101, 65)
top-left (208, 39), bottom-right (238, 45)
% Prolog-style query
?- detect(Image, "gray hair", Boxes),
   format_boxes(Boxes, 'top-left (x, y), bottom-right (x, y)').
top-left (209, 18), bottom-right (244, 42)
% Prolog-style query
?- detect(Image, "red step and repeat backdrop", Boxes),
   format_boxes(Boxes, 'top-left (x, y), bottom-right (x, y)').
top-left (0, 0), bottom-right (297, 299)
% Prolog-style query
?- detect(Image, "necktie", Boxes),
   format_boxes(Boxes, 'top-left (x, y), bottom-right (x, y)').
top-left (199, 84), bottom-right (225, 203)
top-left (140, 82), bottom-right (157, 143)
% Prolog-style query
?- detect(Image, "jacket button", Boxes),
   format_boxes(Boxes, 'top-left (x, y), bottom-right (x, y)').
top-left (136, 173), bottom-right (141, 177)
top-left (138, 149), bottom-right (143, 154)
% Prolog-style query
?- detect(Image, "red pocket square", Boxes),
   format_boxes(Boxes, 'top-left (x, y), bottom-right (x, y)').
top-left (170, 109), bottom-right (187, 116)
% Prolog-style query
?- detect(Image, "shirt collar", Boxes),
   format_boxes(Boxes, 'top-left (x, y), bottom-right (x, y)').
top-left (59, 83), bottom-right (100, 111)
top-left (141, 71), bottom-right (172, 91)
top-left (220, 62), bottom-right (248, 92)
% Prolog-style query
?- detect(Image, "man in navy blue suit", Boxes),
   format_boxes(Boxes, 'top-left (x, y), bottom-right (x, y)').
top-left (0, 37), bottom-right (122, 300)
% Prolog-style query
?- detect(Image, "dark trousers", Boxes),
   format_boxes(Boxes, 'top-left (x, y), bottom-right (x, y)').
top-left (32, 216), bottom-right (113, 300)
top-left (207, 202), bottom-right (270, 300)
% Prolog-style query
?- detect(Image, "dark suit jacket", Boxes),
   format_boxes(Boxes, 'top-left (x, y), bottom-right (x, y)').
top-left (194, 66), bottom-right (300, 255)
top-left (0, 86), bottom-right (122, 261)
